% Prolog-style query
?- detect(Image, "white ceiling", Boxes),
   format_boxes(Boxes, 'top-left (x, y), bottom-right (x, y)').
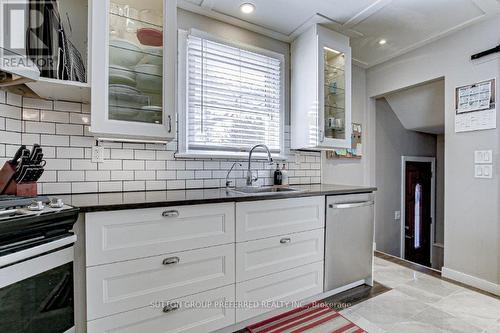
top-left (178, 0), bottom-right (500, 68)
top-left (385, 79), bottom-right (445, 135)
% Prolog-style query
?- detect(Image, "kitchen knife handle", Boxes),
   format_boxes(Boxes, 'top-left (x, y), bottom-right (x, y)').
top-left (10, 145), bottom-right (26, 164)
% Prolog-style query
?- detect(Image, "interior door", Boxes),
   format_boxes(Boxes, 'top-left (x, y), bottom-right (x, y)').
top-left (404, 161), bottom-right (432, 267)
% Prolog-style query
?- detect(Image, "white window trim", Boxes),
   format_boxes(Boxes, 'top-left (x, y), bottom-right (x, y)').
top-left (177, 29), bottom-right (286, 160)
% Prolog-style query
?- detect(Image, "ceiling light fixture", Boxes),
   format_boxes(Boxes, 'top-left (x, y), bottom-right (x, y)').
top-left (378, 39), bottom-right (387, 45)
top-left (240, 3), bottom-right (255, 14)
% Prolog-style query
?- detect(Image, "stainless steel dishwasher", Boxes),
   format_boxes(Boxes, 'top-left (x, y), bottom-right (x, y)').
top-left (324, 193), bottom-right (375, 293)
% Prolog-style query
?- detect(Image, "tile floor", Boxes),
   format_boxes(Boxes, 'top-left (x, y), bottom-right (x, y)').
top-left (340, 256), bottom-right (500, 333)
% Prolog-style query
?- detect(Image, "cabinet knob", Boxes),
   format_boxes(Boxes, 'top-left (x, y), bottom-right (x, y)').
top-left (280, 237), bottom-right (291, 244)
top-left (162, 256), bottom-right (180, 265)
top-left (162, 210), bottom-right (179, 217)
top-left (163, 302), bottom-right (180, 313)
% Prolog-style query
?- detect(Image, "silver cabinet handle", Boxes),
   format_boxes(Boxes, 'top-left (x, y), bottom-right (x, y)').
top-left (162, 257), bottom-right (180, 265)
top-left (280, 237), bottom-right (291, 244)
top-left (163, 302), bottom-right (179, 313)
top-left (329, 201), bottom-right (374, 209)
top-left (162, 210), bottom-right (179, 217)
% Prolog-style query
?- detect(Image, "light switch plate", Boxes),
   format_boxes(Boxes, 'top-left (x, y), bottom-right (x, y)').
top-left (475, 164), bottom-right (493, 178)
top-left (474, 150), bottom-right (493, 164)
top-left (394, 211), bottom-right (401, 220)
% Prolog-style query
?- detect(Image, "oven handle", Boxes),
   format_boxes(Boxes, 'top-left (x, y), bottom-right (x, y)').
top-left (0, 235), bottom-right (76, 268)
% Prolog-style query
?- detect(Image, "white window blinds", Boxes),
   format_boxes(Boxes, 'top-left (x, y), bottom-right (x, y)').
top-left (186, 34), bottom-right (283, 153)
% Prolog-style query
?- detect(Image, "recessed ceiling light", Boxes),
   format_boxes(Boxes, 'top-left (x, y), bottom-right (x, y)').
top-left (240, 3), bottom-right (255, 14)
top-left (378, 39), bottom-right (387, 45)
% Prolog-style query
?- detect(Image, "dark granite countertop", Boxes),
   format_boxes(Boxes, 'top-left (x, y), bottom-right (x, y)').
top-left (59, 184), bottom-right (376, 213)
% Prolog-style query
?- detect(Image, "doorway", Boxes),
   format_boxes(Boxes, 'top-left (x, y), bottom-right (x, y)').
top-left (401, 157), bottom-right (435, 267)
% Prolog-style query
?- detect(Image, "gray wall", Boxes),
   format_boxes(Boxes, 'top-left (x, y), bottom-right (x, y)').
top-left (375, 98), bottom-right (437, 256)
top-left (365, 16), bottom-right (500, 287)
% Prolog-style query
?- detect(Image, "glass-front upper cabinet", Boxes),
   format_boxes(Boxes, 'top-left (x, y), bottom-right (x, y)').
top-left (291, 25), bottom-right (352, 150)
top-left (91, 0), bottom-right (176, 139)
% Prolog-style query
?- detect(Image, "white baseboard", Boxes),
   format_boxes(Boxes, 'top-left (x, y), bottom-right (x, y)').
top-left (442, 267), bottom-right (500, 296)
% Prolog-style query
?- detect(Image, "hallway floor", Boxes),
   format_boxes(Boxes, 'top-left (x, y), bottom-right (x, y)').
top-left (340, 256), bottom-right (500, 332)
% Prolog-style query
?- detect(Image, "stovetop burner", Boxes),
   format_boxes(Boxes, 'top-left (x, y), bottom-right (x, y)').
top-left (0, 195), bottom-right (79, 257)
top-left (0, 195), bottom-right (50, 210)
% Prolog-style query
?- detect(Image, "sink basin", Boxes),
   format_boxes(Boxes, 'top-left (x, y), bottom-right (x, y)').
top-left (229, 186), bottom-right (302, 195)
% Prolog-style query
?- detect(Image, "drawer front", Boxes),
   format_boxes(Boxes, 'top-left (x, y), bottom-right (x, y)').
top-left (236, 196), bottom-right (325, 242)
top-left (86, 203), bottom-right (235, 266)
top-left (235, 262), bottom-right (324, 322)
top-left (87, 244), bottom-right (235, 320)
top-left (236, 229), bottom-right (324, 282)
top-left (87, 285), bottom-right (235, 333)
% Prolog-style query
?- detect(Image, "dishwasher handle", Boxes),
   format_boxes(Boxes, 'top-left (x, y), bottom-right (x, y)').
top-left (329, 201), bottom-right (374, 209)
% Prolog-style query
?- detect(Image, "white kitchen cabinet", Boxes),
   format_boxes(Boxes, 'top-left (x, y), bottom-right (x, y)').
top-left (90, 0), bottom-right (176, 139)
top-left (236, 229), bottom-right (324, 282)
top-left (85, 202), bottom-right (235, 266)
top-left (87, 285), bottom-right (235, 333)
top-left (87, 244), bottom-right (235, 320)
top-left (291, 24), bottom-right (352, 149)
top-left (236, 196), bottom-right (325, 242)
top-left (235, 261), bottom-right (324, 322)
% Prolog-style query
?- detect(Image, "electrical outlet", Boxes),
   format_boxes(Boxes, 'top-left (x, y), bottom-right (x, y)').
top-left (394, 211), bottom-right (401, 220)
top-left (91, 146), bottom-right (104, 163)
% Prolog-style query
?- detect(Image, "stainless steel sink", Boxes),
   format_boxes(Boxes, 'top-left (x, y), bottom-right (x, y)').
top-left (228, 186), bottom-right (302, 195)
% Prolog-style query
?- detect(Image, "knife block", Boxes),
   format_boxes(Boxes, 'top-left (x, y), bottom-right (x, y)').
top-left (0, 161), bottom-right (38, 196)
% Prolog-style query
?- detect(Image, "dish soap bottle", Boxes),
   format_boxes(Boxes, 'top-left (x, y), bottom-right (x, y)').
top-left (273, 163), bottom-right (282, 186)
top-left (281, 164), bottom-right (289, 186)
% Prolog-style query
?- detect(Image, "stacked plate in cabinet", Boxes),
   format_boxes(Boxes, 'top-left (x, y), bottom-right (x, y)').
top-left (108, 3), bottom-right (164, 124)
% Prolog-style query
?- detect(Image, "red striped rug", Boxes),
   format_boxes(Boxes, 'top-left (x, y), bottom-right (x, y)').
top-left (247, 302), bottom-right (365, 333)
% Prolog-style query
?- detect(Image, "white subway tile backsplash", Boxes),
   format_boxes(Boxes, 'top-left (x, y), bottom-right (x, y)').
top-left (0, 104), bottom-right (22, 119)
top-left (0, 95), bottom-right (321, 194)
top-left (24, 97), bottom-right (52, 110)
top-left (135, 170), bottom-right (156, 180)
top-left (23, 109), bottom-right (40, 121)
top-left (99, 181), bottom-right (122, 192)
top-left (6, 119), bottom-right (22, 132)
top-left (111, 149), bottom-right (134, 160)
top-left (25, 121), bottom-right (55, 134)
top-left (54, 101), bottom-right (81, 112)
top-left (145, 160), bottom-right (165, 170)
top-left (56, 124), bottom-right (83, 136)
top-left (146, 180), bottom-right (167, 191)
top-left (41, 110), bottom-right (70, 123)
top-left (58, 171), bottom-right (85, 182)
top-left (123, 180), bottom-right (145, 191)
top-left (22, 133), bottom-right (40, 146)
top-left (0, 131), bottom-right (21, 144)
top-left (72, 159), bottom-right (98, 170)
top-left (111, 170), bottom-right (134, 181)
top-left (57, 147), bottom-right (84, 159)
top-left (134, 150), bottom-right (155, 160)
top-left (41, 134), bottom-right (70, 147)
top-left (123, 160), bottom-right (144, 170)
top-left (72, 182), bottom-right (98, 194)
top-left (86, 170), bottom-right (111, 182)
top-left (99, 159), bottom-right (122, 170)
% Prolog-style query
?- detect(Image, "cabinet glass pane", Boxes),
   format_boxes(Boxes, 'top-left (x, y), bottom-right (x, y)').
top-left (323, 47), bottom-right (346, 140)
top-left (108, 0), bottom-right (163, 124)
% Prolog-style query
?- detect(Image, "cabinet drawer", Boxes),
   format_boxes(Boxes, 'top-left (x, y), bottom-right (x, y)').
top-left (86, 203), bottom-right (235, 266)
top-left (236, 196), bottom-right (325, 241)
top-left (87, 244), bottom-right (235, 320)
top-left (235, 261), bottom-right (324, 322)
top-left (236, 229), bottom-right (324, 282)
top-left (87, 285), bottom-right (235, 333)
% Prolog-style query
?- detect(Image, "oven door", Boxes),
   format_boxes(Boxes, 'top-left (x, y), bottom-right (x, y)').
top-left (0, 235), bottom-right (76, 333)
